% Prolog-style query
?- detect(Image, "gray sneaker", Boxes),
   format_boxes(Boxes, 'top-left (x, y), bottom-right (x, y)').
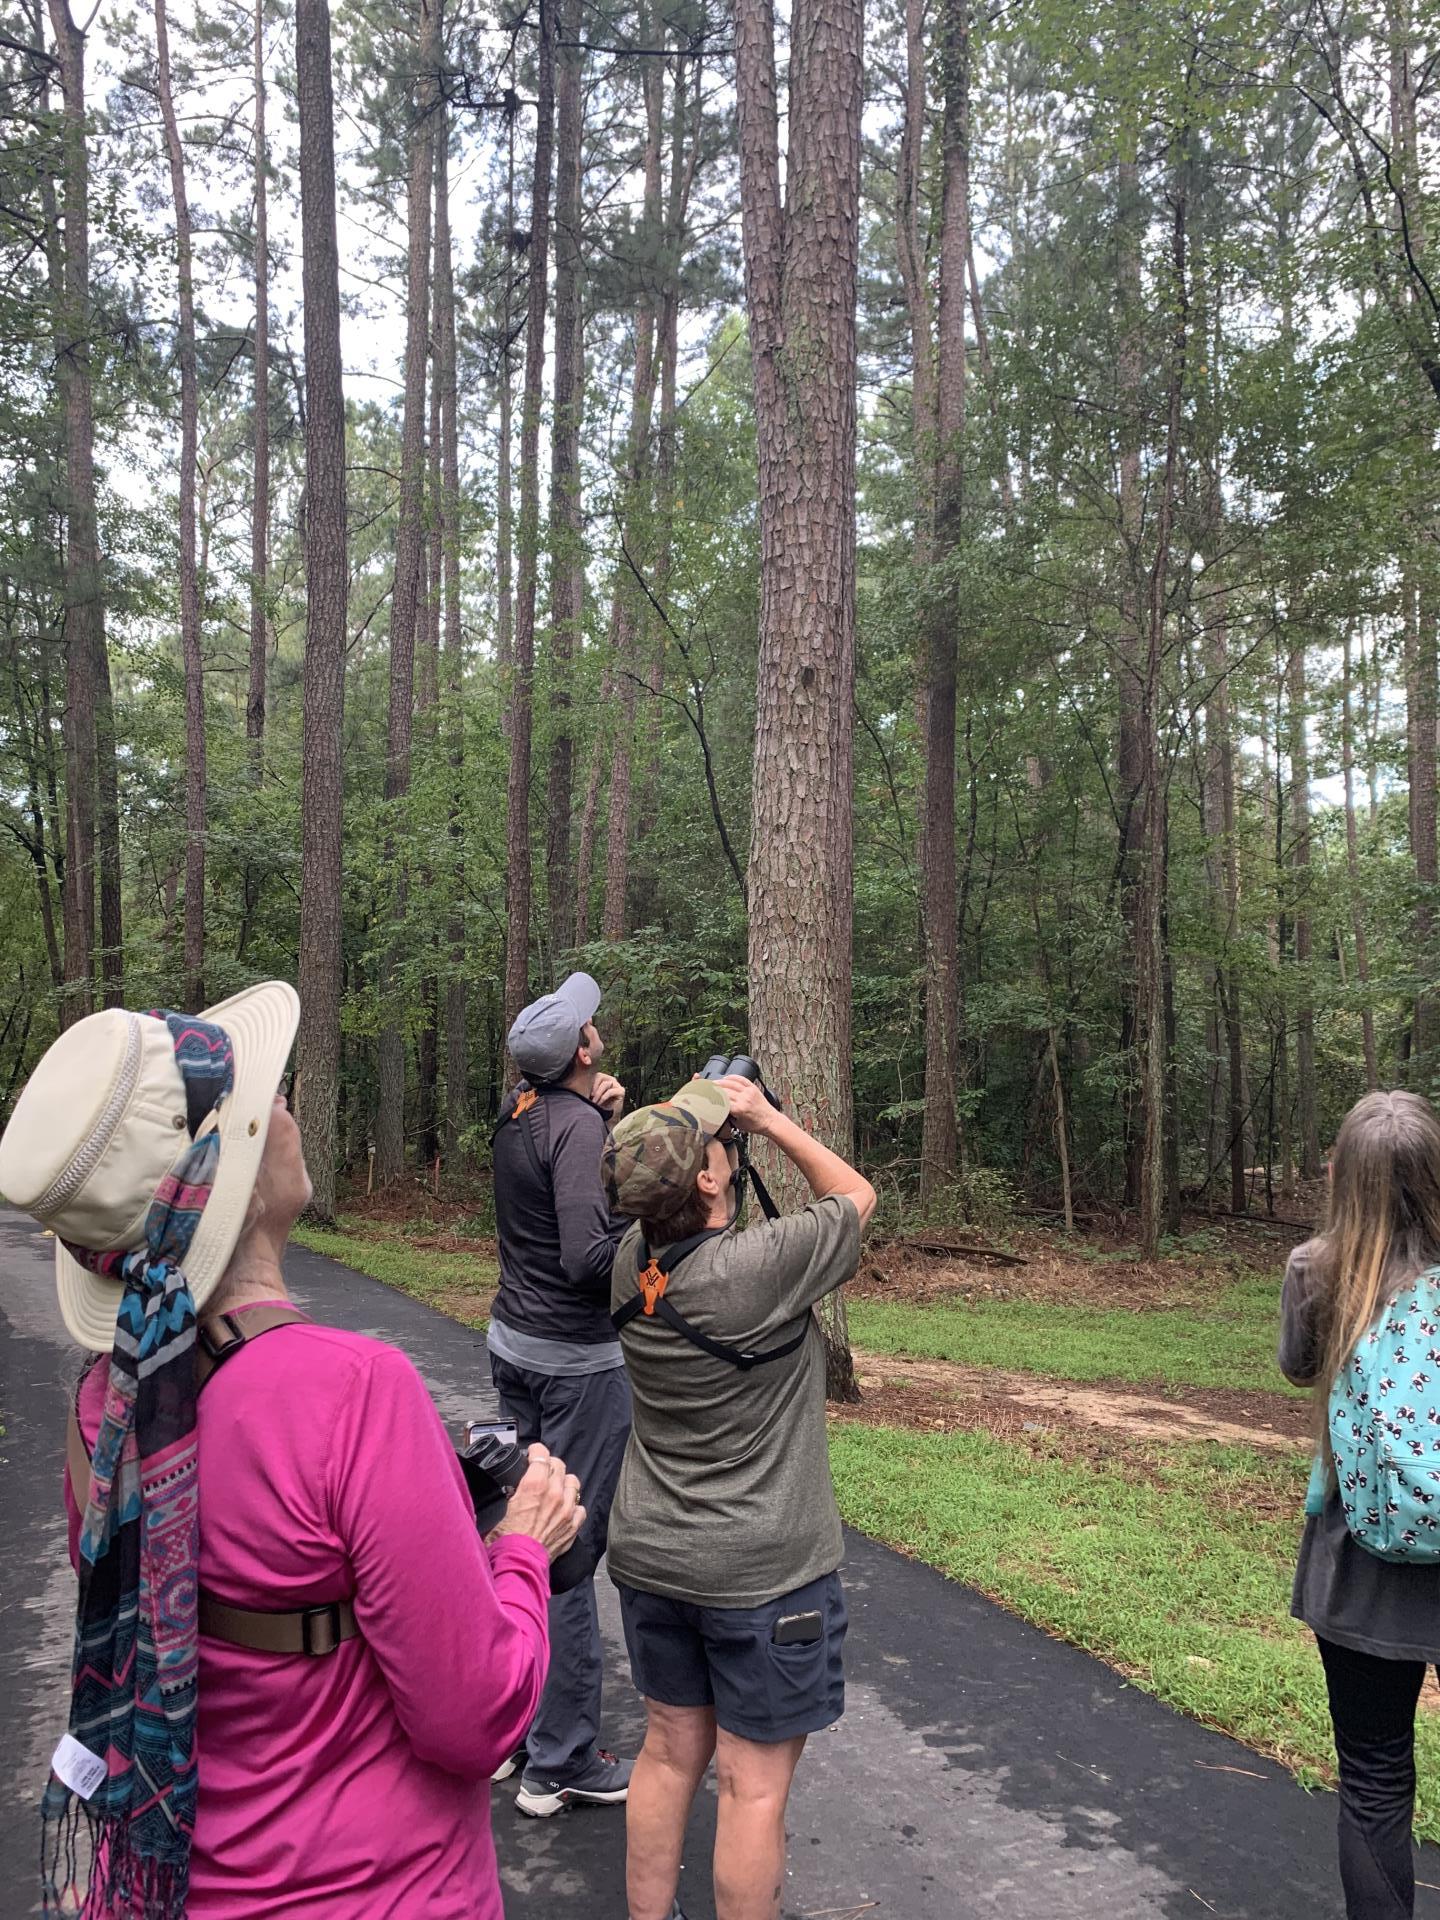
top-left (515, 1748), bottom-right (633, 1818)
top-left (490, 1742), bottom-right (527, 1783)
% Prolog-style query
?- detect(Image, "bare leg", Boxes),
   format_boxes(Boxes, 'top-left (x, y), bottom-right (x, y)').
top-left (712, 1729), bottom-right (806, 1920)
top-left (626, 1699), bottom-right (717, 1920)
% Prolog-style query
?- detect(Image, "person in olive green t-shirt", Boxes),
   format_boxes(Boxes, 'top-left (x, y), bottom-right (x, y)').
top-left (601, 1073), bottom-right (876, 1920)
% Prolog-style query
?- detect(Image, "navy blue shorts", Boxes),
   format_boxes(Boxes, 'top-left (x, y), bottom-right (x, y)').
top-left (616, 1570), bottom-right (847, 1743)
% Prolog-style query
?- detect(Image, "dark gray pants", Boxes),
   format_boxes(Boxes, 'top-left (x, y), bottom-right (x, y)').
top-left (1318, 1634), bottom-right (1429, 1917)
top-left (489, 1353), bottom-right (632, 1780)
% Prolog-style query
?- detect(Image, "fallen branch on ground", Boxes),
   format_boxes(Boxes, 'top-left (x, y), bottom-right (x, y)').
top-left (878, 1236), bottom-right (1029, 1266)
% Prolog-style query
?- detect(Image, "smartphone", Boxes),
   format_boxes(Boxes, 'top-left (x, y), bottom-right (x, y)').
top-left (772, 1610), bottom-right (824, 1646)
top-left (464, 1420), bottom-right (519, 1451)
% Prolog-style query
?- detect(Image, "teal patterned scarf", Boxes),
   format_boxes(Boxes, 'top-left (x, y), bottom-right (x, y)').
top-left (42, 1013), bottom-right (235, 1920)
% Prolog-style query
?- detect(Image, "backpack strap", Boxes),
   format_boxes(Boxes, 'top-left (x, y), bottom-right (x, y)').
top-left (611, 1230), bottom-right (812, 1372)
top-left (494, 1083), bottom-right (602, 1192)
top-left (65, 1305), bottom-right (360, 1659)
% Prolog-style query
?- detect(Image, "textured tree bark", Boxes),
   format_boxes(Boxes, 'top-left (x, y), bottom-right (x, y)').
top-left (93, 635), bottom-right (123, 1008)
top-left (235, 0), bottom-right (270, 962)
top-left (155, 0), bottom-right (206, 1010)
top-left (295, 0), bottom-right (348, 1222)
top-left (1387, 0), bottom-right (1438, 1086)
top-left (1288, 641), bottom-right (1320, 1174)
top-left (1201, 509), bottom-right (1249, 1213)
top-left (416, 319), bottom-right (442, 1170)
top-left (376, 0), bottom-right (439, 1186)
top-left (1342, 628), bottom-right (1379, 1089)
top-left (496, 110), bottom-right (516, 677)
top-left (1135, 171), bottom-right (1187, 1258)
top-left (896, 0), bottom-right (934, 541)
top-left (736, 0), bottom-right (863, 1399)
top-left (575, 678), bottom-right (608, 945)
top-left (504, 0), bottom-right (556, 1044)
top-left (601, 24), bottom-right (663, 945)
top-left (1115, 148), bottom-right (1147, 1213)
top-left (434, 103), bottom-right (468, 1159)
top-left (918, 0), bottom-right (967, 1205)
top-left (248, 0), bottom-right (269, 767)
top-left (545, 0), bottom-right (584, 962)
top-left (627, 44), bottom-right (695, 934)
top-left (49, 0), bottom-right (102, 1025)
top-left (1410, 585), bottom-right (1438, 1083)
top-left (1263, 695), bottom-right (1294, 1202)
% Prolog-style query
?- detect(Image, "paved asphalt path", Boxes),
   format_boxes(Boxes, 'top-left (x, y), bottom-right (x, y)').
top-left (5, 1205), bottom-right (1440, 1919)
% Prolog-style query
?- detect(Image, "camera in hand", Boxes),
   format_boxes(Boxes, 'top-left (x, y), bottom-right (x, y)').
top-left (699, 1053), bottom-right (782, 1111)
top-left (460, 1430), bottom-right (594, 1595)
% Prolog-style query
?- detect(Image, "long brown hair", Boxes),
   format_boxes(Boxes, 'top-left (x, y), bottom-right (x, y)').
top-left (1310, 1091), bottom-right (1440, 1444)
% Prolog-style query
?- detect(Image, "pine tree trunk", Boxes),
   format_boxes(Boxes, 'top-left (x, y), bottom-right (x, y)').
top-left (248, 0), bottom-right (269, 767)
top-left (736, 0), bottom-right (862, 1399)
top-left (504, 0), bottom-right (556, 1044)
top-left (1202, 518), bottom-right (1248, 1212)
top-left (630, 52), bottom-right (696, 931)
top-left (496, 111), bottom-right (516, 676)
top-left (600, 37), bottom-right (663, 946)
top-left (416, 313), bottom-right (442, 1170)
top-left (575, 690), bottom-right (608, 944)
top-left (918, 0), bottom-right (966, 1206)
top-left (545, 0), bottom-right (584, 962)
top-left (49, 0), bottom-right (102, 1026)
top-left (1411, 586), bottom-right (1439, 1085)
top-left (1265, 694), bottom-right (1294, 1203)
top-left (93, 633), bottom-right (123, 1008)
top-left (1289, 642), bottom-right (1319, 1175)
top-left (155, 0), bottom-right (206, 1010)
top-left (896, 0), bottom-right (935, 541)
top-left (375, 0), bottom-right (439, 1186)
top-left (435, 99), bottom-right (468, 1159)
top-left (1115, 149), bottom-right (1147, 1213)
top-left (295, 0), bottom-right (348, 1222)
top-left (1342, 628), bottom-right (1379, 1089)
top-left (1136, 168), bottom-right (1187, 1258)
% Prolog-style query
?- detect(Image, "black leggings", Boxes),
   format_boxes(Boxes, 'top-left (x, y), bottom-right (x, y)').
top-left (1318, 1635), bottom-right (1433, 1917)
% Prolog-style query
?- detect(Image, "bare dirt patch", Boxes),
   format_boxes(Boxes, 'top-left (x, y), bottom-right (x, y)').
top-left (331, 1184), bottom-right (498, 1259)
top-left (853, 1203), bottom-right (1318, 1313)
top-left (844, 1349), bottom-right (1308, 1454)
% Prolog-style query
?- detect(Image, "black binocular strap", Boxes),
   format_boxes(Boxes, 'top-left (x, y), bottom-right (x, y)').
top-left (611, 1227), bottom-right (811, 1372)
top-left (743, 1160), bottom-right (781, 1221)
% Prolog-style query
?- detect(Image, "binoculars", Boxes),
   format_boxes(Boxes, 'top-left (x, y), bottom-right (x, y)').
top-left (699, 1054), bottom-right (782, 1112)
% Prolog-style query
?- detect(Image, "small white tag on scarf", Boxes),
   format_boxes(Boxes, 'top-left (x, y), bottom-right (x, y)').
top-left (51, 1733), bottom-right (107, 1801)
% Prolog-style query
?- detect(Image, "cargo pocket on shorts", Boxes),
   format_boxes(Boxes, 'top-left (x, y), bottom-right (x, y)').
top-left (764, 1629), bottom-right (830, 1732)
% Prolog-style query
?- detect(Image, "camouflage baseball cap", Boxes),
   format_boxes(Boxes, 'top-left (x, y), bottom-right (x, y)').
top-left (602, 1079), bottom-right (732, 1219)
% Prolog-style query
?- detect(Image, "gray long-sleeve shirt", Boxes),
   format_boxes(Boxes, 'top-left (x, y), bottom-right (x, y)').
top-left (489, 1084), bottom-right (628, 1370)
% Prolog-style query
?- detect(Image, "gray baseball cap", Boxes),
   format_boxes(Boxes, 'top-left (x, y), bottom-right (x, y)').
top-left (507, 971), bottom-right (603, 1083)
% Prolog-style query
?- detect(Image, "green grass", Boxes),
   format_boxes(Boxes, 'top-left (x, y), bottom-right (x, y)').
top-left (292, 1221), bottom-right (496, 1329)
top-left (849, 1270), bottom-right (1301, 1395)
top-left (829, 1421), bottom-right (1440, 1841)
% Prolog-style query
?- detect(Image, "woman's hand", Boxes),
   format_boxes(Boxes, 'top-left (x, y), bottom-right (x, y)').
top-left (489, 1444), bottom-right (585, 1561)
top-left (717, 1074), bottom-right (777, 1136)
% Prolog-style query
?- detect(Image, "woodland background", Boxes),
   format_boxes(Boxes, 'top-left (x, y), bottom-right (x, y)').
top-left (3, 0), bottom-right (1439, 1385)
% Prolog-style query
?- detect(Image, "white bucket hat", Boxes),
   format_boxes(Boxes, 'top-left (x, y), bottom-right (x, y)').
top-left (0, 980), bottom-right (300, 1350)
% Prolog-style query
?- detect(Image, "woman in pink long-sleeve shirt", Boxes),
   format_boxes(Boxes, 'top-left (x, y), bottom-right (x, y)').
top-left (67, 1314), bottom-right (552, 1918)
top-left (26, 987), bottom-right (577, 1920)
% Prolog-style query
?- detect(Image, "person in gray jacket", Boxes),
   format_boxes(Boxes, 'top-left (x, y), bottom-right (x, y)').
top-left (489, 971), bottom-right (633, 1816)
